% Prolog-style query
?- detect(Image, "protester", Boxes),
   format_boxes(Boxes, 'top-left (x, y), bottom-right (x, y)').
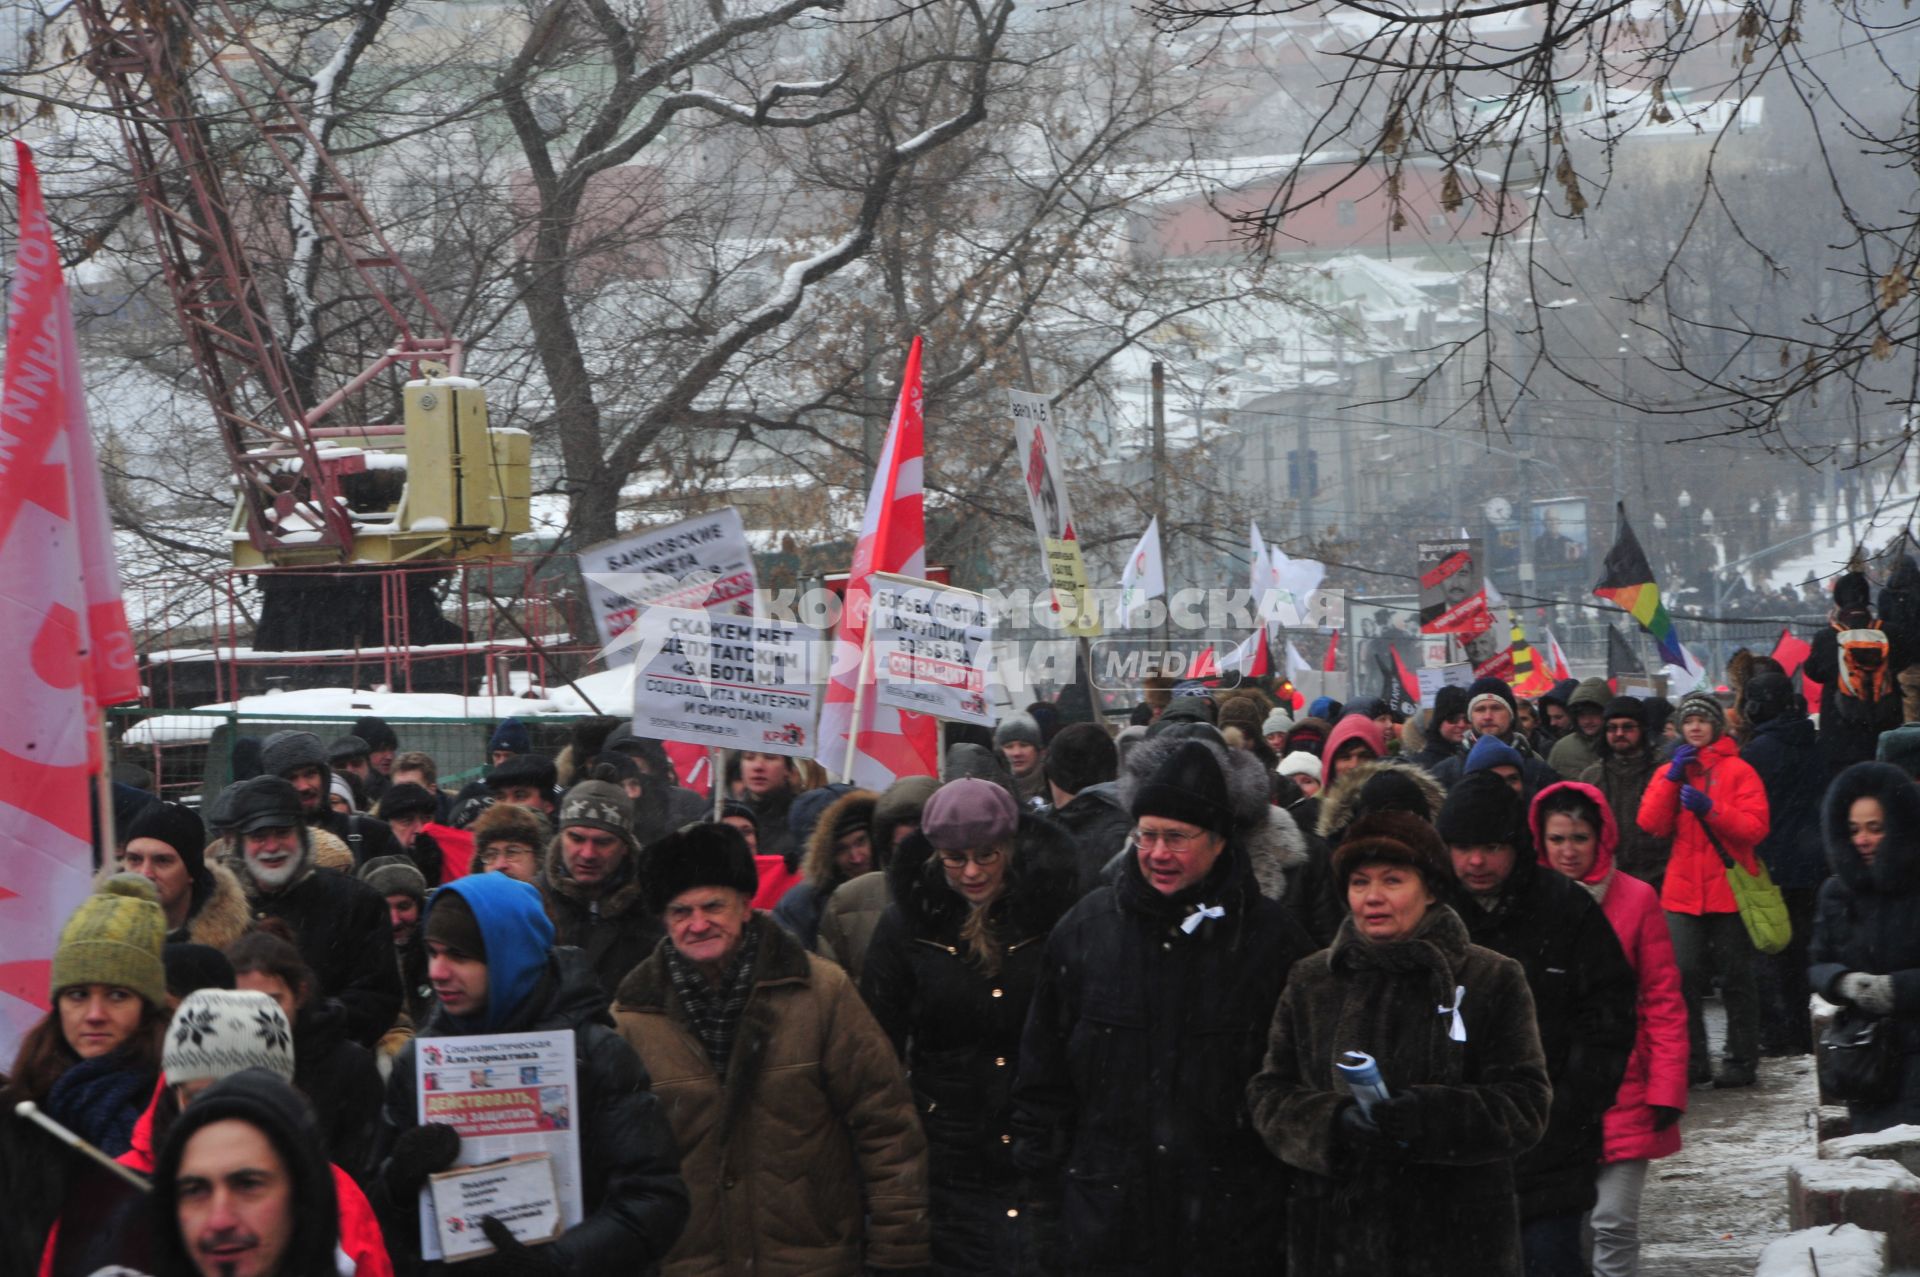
top-left (862, 778), bottom-right (1079, 1274)
top-left (1547, 677), bottom-right (1613, 780)
top-left (1247, 811), bottom-right (1551, 1276)
top-left (381, 873), bottom-right (690, 1274)
top-left (1013, 738), bottom-right (1315, 1274)
top-left (389, 753), bottom-right (453, 823)
top-left (123, 800), bottom-right (252, 950)
top-left (1406, 684), bottom-right (1471, 773)
top-left (1283, 715), bottom-right (1331, 758)
top-left (483, 753), bottom-right (558, 818)
top-left (541, 779), bottom-right (663, 999)
top-left (0, 876), bottom-right (169, 1274)
top-left (488, 717), bottom-right (531, 765)
top-left (1810, 762), bottom-right (1920, 1132)
top-left (330, 735), bottom-right (373, 785)
top-left (1319, 713), bottom-right (1385, 791)
top-left (375, 782), bottom-right (446, 885)
top-left (351, 717), bottom-right (400, 802)
top-left (1438, 771), bottom-right (1638, 1275)
top-left (1738, 669), bottom-right (1829, 1056)
top-left (1263, 707), bottom-right (1294, 754)
top-left (150, 1069), bottom-right (343, 1277)
top-left (1531, 782), bottom-right (1689, 1277)
top-left (1639, 691), bottom-right (1770, 1088)
top-left (228, 926), bottom-right (384, 1183)
top-left (1042, 723), bottom-right (1130, 892)
top-left (994, 713), bottom-right (1049, 806)
top-left (1434, 678), bottom-right (1558, 792)
top-left (817, 775), bottom-right (940, 983)
top-left (1463, 734), bottom-right (1532, 797)
top-left (468, 801), bottom-right (549, 882)
top-left (734, 751), bottom-right (801, 863)
top-left (259, 730), bottom-right (404, 866)
top-left (1806, 571), bottom-right (1904, 776)
top-left (604, 730), bottom-right (710, 834)
top-left (212, 776), bottom-right (402, 1048)
top-left (1580, 697), bottom-right (1673, 890)
top-left (1316, 754), bottom-right (1445, 850)
top-left (613, 824), bottom-right (929, 1275)
top-left (356, 856), bottom-right (434, 1030)
top-left (772, 787), bottom-right (879, 949)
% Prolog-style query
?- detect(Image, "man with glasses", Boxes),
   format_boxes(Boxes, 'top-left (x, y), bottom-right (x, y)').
top-left (1013, 737), bottom-right (1315, 1274)
top-left (1579, 697), bottom-right (1674, 890)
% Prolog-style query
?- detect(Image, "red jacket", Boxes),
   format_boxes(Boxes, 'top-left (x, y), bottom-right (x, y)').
top-left (40, 1077), bottom-right (394, 1277)
top-left (1534, 782), bottom-right (1691, 1163)
top-left (1637, 735), bottom-right (1769, 915)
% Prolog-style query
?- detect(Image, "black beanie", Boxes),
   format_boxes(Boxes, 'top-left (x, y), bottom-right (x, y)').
top-left (352, 716), bottom-right (399, 753)
top-left (377, 782), bottom-right (440, 821)
top-left (644, 824), bottom-right (759, 915)
top-left (1045, 722), bottom-right (1118, 796)
top-left (1742, 671), bottom-right (1798, 725)
top-left (1432, 684), bottom-right (1471, 721)
top-left (1129, 738), bottom-right (1233, 837)
top-left (1465, 676), bottom-right (1518, 716)
top-left (125, 800), bottom-right (210, 891)
top-left (1354, 767), bottom-right (1436, 823)
top-left (1602, 696), bottom-right (1645, 727)
top-left (425, 890), bottom-right (486, 960)
top-left (163, 942), bottom-right (236, 997)
top-left (1835, 572), bottom-right (1872, 610)
top-left (1437, 771), bottom-right (1527, 848)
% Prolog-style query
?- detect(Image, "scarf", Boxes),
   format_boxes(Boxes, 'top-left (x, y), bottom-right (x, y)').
top-left (43, 1047), bottom-right (156, 1158)
top-left (1328, 905), bottom-right (1473, 1084)
top-left (666, 918), bottom-right (763, 1079)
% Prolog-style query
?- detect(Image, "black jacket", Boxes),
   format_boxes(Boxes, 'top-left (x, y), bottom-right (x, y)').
top-left (1807, 623), bottom-right (1904, 775)
top-left (862, 814), bottom-right (1080, 1194)
top-left (1579, 748), bottom-right (1672, 887)
top-left (236, 859), bottom-right (403, 1048)
top-left (1047, 783), bottom-right (1133, 896)
top-left (1449, 857), bottom-right (1637, 1221)
top-left (540, 840), bottom-right (664, 1001)
top-left (382, 948), bottom-right (691, 1275)
top-left (313, 808), bottom-right (405, 868)
top-left (1810, 763), bottom-right (1920, 1061)
top-left (1742, 713), bottom-right (1830, 889)
top-left (1406, 735), bottom-right (1467, 775)
top-left (296, 996), bottom-right (385, 1184)
top-left (1012, 844), bottom-right (1315, 1275)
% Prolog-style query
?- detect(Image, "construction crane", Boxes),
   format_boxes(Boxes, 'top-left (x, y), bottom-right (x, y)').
top-left (73, 0), bottom-right (531, 645)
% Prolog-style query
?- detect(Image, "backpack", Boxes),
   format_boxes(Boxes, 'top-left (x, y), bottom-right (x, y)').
top-left (1832, 622), bottom-right (1898, 726)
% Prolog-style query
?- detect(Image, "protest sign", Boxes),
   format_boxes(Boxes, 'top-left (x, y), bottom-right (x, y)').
top-left (1415, 662), bottom-right (1475, 707)
top-left (579, 508), bottom-right (756, 665)
top-left (431, 1155), bottom-right (563, 1262)
top-left (1009, 390), bottom-right (1101, 637)
top-left (630, 609), bottom-right (823, 757)
top-left (416, 1031), bottom-right (582, 1260)
top-left (1417, 539), bottom-right (1492, 636)
top-left (866, 573), bottom-right (996, 727)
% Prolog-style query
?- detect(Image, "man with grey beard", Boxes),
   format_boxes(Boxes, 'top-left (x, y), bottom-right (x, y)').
top-left (215, 774), bottom-right (402, 1048)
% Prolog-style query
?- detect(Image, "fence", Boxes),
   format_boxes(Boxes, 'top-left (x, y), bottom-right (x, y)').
top-left (109, 708), bottom-right (592, 810)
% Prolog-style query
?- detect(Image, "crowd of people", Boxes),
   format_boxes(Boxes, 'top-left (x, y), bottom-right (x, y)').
top-left (4, 564), bottom-right (1920, 1277)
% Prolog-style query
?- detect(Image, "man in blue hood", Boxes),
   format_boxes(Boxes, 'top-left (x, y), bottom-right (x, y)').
top-left (375, 873), bottom-right (689, 1275)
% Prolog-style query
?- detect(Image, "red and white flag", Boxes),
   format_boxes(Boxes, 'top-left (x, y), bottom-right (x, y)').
top-left (1118, 516), bottom-right (1164, 628)
top-left (1544, 626), bottom-right (1572, 682)
top-left (815, 337), bottom-right (938, 788)
top-left (1323, 629), bottom-right (1341, 673)
top-left (0, 143), bottom-right (140, 1054)
top-left (1217, 626), bottom-right (1271, 679)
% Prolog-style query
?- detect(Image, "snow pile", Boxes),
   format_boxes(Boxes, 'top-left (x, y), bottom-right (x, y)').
top-left (122, 687), bottom-right (573, 744)
top-left (1754, 1223), bottom-right (1886, 1277)
top-left (1822, 1125), bottom-right (1920, 1177)
top-left (1792, 1157), bottom-right (1920, 1194)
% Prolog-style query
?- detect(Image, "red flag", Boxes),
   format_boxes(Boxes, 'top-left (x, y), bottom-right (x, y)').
top-left (662, 741), bottom-right (711, 798)
top-left (815, 337), bottom-right (938, 787)
top-left (1771, 626), bottom-right (1812, 679)
top-left (1323, 629), bottom-right (1340, 673)
top-left (1390, 646), bottom-right (1421, 707)
top-left (0, 143), bottom-right (138, 1053)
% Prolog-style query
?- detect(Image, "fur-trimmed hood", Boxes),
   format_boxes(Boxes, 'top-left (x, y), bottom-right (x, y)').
top-left (541, 830), bottom-right (649, 921)
top-left (1244, 804), bottom-right (1311, 902)
top-left (185, 861), bottom-right (252, 949)
top-left (1316, 758), bottom-right (1445, 841)
top-left (801, 788), bottom-right (880, 890)
top-left (1119, 730), bottom-right (1272, 837)
top-left (1824, 761), bottom-right (1920, 895)
top-left (886, 811), bottom-right (1080, 944)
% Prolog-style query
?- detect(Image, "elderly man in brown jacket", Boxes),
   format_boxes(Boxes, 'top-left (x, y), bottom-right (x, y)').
top-left (613, 823), bottom-right (931, 1277)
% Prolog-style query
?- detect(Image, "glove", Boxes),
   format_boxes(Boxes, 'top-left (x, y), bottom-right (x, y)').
top-left (1679, 785), bottom-right (1713, 816)
top-left (1337, 1102), bottom-right (1399, 1157)
top-left (1666, 744), bottom-right (1697, 781)
top-left (464, 1217), bottom-right (565, 1277)
top-left (383, 1123), bottom-right (461, 1201)
top-left (1840, 972), bottom-right (1896, 1016)
top-left (1369, 1093), bottom-right (1424, 1146)
top-left (1651, 1105), bottom-right (1684, 1131)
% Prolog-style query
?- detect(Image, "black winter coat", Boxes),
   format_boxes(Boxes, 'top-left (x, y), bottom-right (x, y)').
top-left (862, 814), bottom-right (1080, 1193)
top-left (1449, 857), bottom-right (1637, 1220)
top-left (382, 948), bottom-right (691, 1274)
top-left (239, 862), bottom-right (402, 1048)
top-left (1011, 845), bottom-right (1315, 1275)
top-left (1742, 713), bottom-right (1830, 889)
top-left (1580, 749), bottom-right (1672, 887)
top-left (313, 808), bottom-right (405, 868)
top-left (1807, 624), bottom-right (1904, 776)
top-left (541, 841), bottom-right (664, 1001)
top-left (1247, 907), bottom-right (1552, 1277)
top-left (1047, 783), bottom-right (1133, 896)
top-left (296, 997), bottom-right (384, 1183)
top-left (1811, 764), bottom-right (1920, 1054)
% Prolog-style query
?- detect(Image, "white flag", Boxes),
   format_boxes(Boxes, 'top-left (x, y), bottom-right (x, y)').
top-left (1119, 516), bottom-right (1165, 627)
top-left (1286, 640), bottom-right (1313, 677)
top-left (1269, 544), bottom-right (1325, 623)
top-left (1250, 520), bottom-right (1279, 600)
top-left (1663, 642), bottom-right (1709, 695)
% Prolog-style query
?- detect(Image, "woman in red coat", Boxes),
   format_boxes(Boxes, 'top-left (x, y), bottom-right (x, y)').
top-left (1535, 781), bottom-right (1689, 1277)
top-left (1638, 690), bottom-right (1770, 1088)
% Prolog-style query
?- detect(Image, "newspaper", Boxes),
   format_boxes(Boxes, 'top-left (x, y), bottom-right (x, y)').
top-left (415, 1030), bottom-right (583, 1260)
top-left (1334, 1050), bottom-right (1391, 1116)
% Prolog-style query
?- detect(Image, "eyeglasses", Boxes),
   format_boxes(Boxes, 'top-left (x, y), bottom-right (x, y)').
top-left (1133, 827), bottom-right (1209, 851)
top-left (938, 849), bottom-right (1003, 870)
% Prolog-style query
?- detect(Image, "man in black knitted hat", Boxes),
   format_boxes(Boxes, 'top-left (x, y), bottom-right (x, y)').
top-left (122, 801), bottom-right (253, 950)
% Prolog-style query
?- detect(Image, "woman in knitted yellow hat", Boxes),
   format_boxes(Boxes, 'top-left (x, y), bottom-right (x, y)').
top-left (0, 875), bottom-right (170, 1274)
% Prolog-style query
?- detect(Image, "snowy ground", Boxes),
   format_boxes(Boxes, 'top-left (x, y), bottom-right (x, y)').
top-left (1639, 1007), bottom-right (1820, 1276)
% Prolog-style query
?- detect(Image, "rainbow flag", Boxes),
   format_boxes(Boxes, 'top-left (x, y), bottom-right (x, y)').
top-left (1593, 503), bottom-right (1685, 667)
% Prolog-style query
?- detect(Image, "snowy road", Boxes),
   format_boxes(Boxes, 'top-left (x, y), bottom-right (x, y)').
top-left (1640, 1051), bottom-right (1819, 1276)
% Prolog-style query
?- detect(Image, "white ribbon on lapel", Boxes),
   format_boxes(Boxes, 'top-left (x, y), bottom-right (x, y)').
top-left (1181, 904), bottom-right (1226, 934)
top-left (1438, 985), bottom-right (1467, 1042)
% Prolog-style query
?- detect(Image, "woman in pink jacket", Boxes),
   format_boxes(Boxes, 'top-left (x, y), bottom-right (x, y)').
top-left (1535, 781), bottom-right (1690, 1277)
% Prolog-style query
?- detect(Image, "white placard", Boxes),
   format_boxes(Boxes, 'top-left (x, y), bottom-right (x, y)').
top-left (580, 508), bottom-right (756, 666)
top-left (1415, 661), bottom-right (1475, 707)
top-left (631, 609), bottom-right (823, 756)
top-left (867, 572), bottom-right (997, 727)
top-left (416, 1030), bottom-right (583, 1261)
top-left (430, 1154), bottom-right (563, 1262)
top-left (1008, 390), bottom-right (1100, 637)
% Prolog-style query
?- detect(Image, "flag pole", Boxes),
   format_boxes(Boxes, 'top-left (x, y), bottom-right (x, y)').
top-left (93, 713), bottom-right (114, 873)
top-left (710, 748), bottom-right (726, 820)
top-left (841, 633), bottom-right (874, 785)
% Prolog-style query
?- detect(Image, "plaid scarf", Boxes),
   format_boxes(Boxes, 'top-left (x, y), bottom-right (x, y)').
top-left (665, 917), bottom-right (762, 1079)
